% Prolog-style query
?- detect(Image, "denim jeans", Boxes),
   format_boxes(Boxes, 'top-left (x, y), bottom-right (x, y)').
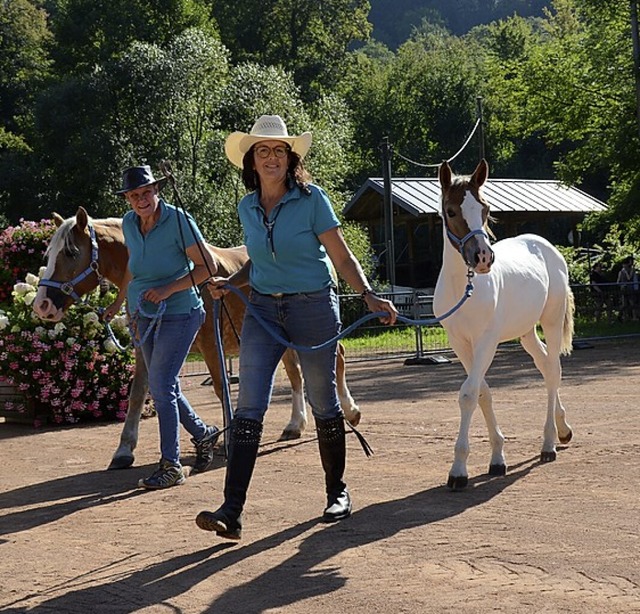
top-left (137, 306), bottom-right (208, 464)
top-left (235, 287), bottom-right (342, 423)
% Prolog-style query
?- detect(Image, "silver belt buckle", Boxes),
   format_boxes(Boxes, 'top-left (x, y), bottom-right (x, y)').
top-left (271, 292), bottom-right (284, 298)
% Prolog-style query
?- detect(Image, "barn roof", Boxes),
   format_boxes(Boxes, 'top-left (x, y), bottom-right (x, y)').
top-left (343, 177), bottom-right (607, 221)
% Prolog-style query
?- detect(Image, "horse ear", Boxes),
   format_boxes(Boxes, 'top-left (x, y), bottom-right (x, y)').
top-left (52, 212), bottom-right (65, 228)
top-left (472, 159), bottom-right (489, 188)
top-left (75, 206), bottom-right (88, 231)
top-left (439, 161), bottom-right (452, 190)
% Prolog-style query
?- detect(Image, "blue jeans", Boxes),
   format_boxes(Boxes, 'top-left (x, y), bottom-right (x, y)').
top-left (137, 306), bottom-right (208, 465)
top-left (236, 287), bottom-right (342, 423)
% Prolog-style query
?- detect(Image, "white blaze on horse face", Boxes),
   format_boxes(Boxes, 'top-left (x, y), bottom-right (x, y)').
top-left (32, 243), bottom-right (64, 321)
top-left (460, 191), bottom-right (493, 273)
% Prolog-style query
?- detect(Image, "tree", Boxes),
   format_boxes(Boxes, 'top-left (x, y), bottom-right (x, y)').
top-left (212, 0), bottom-right (372, 100)
top-left (514, 0), bottom-right (639, 241)
top-left (48, 0), bottom-right (214, 76)
top-left (0, 0), bottom-right (52, 156)
top-left (340, 24), bottom-right (487, 187)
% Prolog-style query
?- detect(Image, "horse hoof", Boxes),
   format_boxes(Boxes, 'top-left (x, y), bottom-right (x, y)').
top-left (108, 455), bottom-right (135, 470)
top-left (278, 428), bottom-right (302, 441)
top-left (488, 463), bottom-right (507, 476)
top-left (540, 450), bottom-right (557, 463)
top-left (559, 430), bottom-right (573, 445)
top-left (447, 475), bottom-right (468, 490)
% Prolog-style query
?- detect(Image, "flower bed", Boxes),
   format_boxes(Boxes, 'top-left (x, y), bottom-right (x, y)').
top-left (0, 273), bottom-right (135, 426)
top-left (0, 219), bottom-right (55, 307)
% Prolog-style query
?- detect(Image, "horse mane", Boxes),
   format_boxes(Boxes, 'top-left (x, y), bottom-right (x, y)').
top-left (46, 215), bottom-right (124, 257)
top-left (46, 218), bottom-right (82, 257)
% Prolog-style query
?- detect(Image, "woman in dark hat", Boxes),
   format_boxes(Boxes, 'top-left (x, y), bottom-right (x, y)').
top-left (195, 116), bottom-right (397, 540)
top-left (104, 165), bottom-right (220, 489)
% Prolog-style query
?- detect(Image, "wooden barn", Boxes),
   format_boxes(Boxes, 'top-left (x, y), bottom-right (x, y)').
top-left (343, 177), bottom-right (608, 290)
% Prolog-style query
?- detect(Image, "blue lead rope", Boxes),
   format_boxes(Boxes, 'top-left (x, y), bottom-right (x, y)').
top-left (213, 300), bottom-right (234, 458)
top-left (128, 296), bottom-right (167, 349)
top-left (211, 280), bottom-right (474, 459)
top-left (220, 281), bottom-right (474, 353)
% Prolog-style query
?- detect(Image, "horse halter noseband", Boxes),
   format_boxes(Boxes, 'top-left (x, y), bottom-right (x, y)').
top-left (39, 224), bottom-right (101, 302)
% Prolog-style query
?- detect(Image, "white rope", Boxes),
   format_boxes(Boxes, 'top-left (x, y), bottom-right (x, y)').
top-left (395, 118), bottom-right (481, 168)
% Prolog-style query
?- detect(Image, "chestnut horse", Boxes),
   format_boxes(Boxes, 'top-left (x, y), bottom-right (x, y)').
top-left (33, 207), bottom-right (360, 469)
top-left (433, 160), bottom-right (574, 489)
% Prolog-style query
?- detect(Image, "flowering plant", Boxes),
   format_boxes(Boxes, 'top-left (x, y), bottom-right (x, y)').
top-left (0, 219), bottom-right (56, 307)
top-left (0, 271), bottom-right (135, 425)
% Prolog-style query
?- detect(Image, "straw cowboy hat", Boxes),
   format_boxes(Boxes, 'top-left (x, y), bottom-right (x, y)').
top-left (224, 115), bottom-right (312, 169)
top-left (115, 165), bottom-right (167, 195)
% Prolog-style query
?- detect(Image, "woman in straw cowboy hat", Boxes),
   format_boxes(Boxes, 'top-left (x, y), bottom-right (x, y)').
top-left (104, 165), bottom-right (220, 489)
top-left (195, 115), bottom-right (397, 540)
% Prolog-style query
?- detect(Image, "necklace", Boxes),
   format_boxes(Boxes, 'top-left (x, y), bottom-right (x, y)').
top-left (261, 205), bottom-right (283, 261)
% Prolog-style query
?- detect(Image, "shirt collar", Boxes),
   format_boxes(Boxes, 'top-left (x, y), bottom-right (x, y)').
top-left (248, 185), bottom-right (302, 210)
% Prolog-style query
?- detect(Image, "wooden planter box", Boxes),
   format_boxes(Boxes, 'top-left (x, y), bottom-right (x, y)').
top-left (0, 377), bottom-right (49, 424)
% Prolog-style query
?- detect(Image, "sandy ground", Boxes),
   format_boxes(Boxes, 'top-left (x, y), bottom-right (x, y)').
top-left (1, 338), bottom-right (639, 613)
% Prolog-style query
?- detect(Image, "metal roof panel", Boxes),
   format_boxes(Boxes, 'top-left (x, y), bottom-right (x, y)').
top-left (344, 177), bottom-right (607, 217)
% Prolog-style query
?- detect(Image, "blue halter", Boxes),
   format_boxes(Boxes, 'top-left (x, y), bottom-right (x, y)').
top-left (39, 224), bottom-right (101, 302)
top-left (446, 227), bottom-right (490, 255)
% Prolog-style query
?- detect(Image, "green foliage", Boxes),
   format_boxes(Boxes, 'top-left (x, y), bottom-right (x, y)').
top-left (558, 224), bottom-right (640, 285)
top-left (0, 0), bottom-right (52, 134)
top-left (48, 0), bottom-right (215, 75)
top-left (369, 0), bottom-right (549, 46)
top-left (340, 25), bottom-right (487, 184)
top-left (212, 0), bottom-right (372, 100)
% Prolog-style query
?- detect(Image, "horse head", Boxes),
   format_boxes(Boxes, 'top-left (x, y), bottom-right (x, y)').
top-left (33, 206), bottom-right (101, 322)
top-left (439, 159), bottom-right (495, 274)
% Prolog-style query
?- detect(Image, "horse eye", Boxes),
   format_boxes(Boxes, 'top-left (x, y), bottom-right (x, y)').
top-left (446, 209), bottom-right (456, 218)
top-left (64, 247), bottom-right (79, 259)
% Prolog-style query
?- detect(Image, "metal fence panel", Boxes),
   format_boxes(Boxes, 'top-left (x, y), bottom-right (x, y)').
top-left (181, 283), bottom-right (640, 375)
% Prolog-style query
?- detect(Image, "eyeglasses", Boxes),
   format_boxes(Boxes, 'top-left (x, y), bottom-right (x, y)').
top-left (254, 145), bottom-right (290, 159)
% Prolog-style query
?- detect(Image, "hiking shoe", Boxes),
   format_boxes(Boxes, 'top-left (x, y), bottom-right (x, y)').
top-left (191, 426), bottom-right (220, 474)
top-left (138, 459), bottom-right (186, 490)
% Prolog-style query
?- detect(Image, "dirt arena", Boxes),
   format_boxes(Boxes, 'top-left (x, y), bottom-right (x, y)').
top-left (1, 337), bottom-right (639, 613)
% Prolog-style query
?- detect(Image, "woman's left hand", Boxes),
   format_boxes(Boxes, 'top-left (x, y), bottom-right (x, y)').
top-left (143, 286), bottom-right (171, 304)
top-left (364, 294), bottom-right (398, 325)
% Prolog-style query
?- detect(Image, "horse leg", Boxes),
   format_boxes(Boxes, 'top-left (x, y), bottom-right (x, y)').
top-left (336, 342), bottom-right (360, 427)
top-left (279, 349), bottom-right (307, 441)
top-left (477, 379), bottom-right (506, 476)
top-left (448, 340), bottom-right (498, 490)
top-left (520, 328), bottom-right (572, 462)
top-left (109, 347), bottom-right (148, 469)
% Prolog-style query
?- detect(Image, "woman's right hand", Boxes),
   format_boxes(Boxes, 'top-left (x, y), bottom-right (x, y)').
top-left (206, 276), bottom-right (231, 300)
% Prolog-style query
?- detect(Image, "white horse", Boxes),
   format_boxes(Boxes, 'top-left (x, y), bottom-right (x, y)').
top-left (433, 159), bottom-right (574, 490)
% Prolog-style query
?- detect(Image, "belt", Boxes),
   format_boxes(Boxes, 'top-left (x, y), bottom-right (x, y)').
top-left (254, 290), bottom-right (298, 298)
top-left (255, 288), bottom-right (327, 298)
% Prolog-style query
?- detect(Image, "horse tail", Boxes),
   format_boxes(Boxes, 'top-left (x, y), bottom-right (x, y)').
top-left (560, 285), bottom-right (575, 356)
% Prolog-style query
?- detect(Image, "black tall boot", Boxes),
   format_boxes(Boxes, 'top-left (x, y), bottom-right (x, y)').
top-left (195, 417), bottom-right (262, 540)
top-left (316, 415), bottom-right (352, 522)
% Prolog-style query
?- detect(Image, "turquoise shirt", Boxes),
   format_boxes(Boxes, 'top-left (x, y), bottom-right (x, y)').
top-left (123, 200), bottom-right (204, 315)
top-left (239, 184), bottom-right (340, 294)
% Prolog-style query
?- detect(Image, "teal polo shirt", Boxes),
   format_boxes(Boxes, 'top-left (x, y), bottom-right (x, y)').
top-left (123, 200), bottom-right (204, 315)
top-left (239, 184), bottom-right (340, 294)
